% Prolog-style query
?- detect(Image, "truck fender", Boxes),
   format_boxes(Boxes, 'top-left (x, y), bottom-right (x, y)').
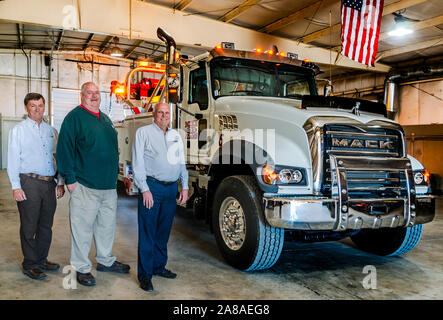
top-left (208, 139), bottom-right (277, 193)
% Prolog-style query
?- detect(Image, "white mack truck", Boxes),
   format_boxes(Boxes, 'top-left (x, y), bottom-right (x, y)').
top-left (115, 28), bottom-right (435, 271)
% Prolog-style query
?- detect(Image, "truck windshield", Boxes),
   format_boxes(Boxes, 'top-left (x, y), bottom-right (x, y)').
top-left (210, 57), bottom-right (317, 99)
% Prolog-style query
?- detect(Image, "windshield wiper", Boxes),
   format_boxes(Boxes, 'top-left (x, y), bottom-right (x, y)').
top-left (230, 90), bottom-right (264, 96)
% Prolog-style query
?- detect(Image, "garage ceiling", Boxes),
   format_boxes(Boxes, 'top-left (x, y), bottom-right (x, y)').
top-left (0, 0), bottom-right (442, 76)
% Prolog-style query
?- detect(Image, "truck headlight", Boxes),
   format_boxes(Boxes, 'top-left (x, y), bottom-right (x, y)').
top-left (414, 169), bottom-right (430, 186)
top-left (414, 172), bottom-right (424, 185)
top-left (262, 165), bottom-right (305, 185)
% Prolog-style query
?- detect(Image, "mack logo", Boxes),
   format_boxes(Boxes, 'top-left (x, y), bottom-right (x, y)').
top-left (332, 138), bottom-right (395, 150)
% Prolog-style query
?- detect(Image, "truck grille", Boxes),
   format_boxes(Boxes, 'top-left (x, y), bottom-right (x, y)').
top-left (323, 124), bottom-right (406, 199)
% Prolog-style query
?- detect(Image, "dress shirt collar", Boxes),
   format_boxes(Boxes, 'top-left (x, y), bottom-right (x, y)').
top-left (25, 116), bottom-right (44, 128)
top-left (153, 121), bottom-right (169, 134)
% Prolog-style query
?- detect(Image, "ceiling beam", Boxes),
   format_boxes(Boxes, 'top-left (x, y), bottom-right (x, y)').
top-left (82, 33), bottom-right (94, 50)
top-left (299, 0), bottom-right (427, 44)
top-left (99, 35), bottom-right (113, 53)
top-left (174, 0), bottom-right (193, 11)
top-left (218, 0), bottom-right (262, 23)
top-left (124, 39), bottom-right (144, 58)
top-left (259, 0), bottom-right (338, 34)
top-left (376, 36), bottom-right (443, 62)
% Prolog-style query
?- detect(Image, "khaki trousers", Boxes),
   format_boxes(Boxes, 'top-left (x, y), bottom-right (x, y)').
top-left (69, 183), bottom-right (117, 273)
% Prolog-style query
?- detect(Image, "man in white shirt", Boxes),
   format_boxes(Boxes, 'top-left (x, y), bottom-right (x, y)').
top-left (7, 93), bottom-right (65, 280)
top-left (132, 102), bottom-right (188, 292)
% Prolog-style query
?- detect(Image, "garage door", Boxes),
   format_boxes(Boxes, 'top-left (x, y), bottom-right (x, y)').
top-left (51, 88), bottom-right (80, 132)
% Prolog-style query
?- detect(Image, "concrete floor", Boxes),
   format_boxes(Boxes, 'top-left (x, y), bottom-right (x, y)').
top-left (0, 169), bottom-right (442, 300)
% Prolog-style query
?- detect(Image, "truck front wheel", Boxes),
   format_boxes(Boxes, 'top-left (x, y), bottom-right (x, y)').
top-left (350, 224), bottom-right (424, 256)
top-left (212, 175), bottom-right (284, 271)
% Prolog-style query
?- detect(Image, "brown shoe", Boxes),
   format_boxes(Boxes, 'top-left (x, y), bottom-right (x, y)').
top-left (23, 268), bottom-right (47, 280)
top-left (40, 261), bottom-right (60, 272)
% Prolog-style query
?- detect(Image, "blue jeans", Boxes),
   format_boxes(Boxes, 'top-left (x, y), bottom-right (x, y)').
top-left (137, 178), bottom-right (178, 281)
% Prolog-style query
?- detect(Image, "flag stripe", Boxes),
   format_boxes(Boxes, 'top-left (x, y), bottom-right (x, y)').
top-left (362, 0), bottom-right (373, 65)
top-left (371, 0), bottom-right (383, 65)
top-left (340, 0), bottom-right (384, 67)
top-left (356, 0), bottom-right (368, 63)
top-left (352, 5), bottom-right (363, 61)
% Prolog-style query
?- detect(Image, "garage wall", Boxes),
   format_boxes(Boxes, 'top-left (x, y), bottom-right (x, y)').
top-left (323, 73), bottom-right (386, 101)
top-left (50, 52), bottom-right (131, 131)
top-left (0, 51), bottom-right (49, 119)
top-left (397, 80), bottom-right (443, 125)
top-left (0, 50), bottom-right (132, 169)
top-left (396, 80), bottom-right (443, 186)
top-left (398, 80), bottom-right (443, 187)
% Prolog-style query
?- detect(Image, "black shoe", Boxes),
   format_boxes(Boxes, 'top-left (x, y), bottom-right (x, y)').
top-left (97, 261), bottom-right (130, 274)
top-left (140, 278), bottom-right (153, 292)
top-left (154, 268), bottom-right (177, 279)
top-left (76, 272), bottom-right (96, 286)
top-left (40, 261), bottom-right (60, 272)
top-left (23, 268), bottom-right (47, 280)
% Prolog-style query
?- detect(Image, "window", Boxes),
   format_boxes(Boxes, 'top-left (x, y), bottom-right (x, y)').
top-left (189, 67), bottom-right (209, 110)
top-left (210, 57), bottom-right (317, 99)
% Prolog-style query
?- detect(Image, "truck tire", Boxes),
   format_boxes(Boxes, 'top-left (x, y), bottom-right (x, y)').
top-left (350, 224), bottom-right (424, 256)
top-left (212, 175), bottom-right (284, 271)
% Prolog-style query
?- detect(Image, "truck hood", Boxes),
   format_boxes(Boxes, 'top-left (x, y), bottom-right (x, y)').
top-left (214, 96), bottom-right (392, 127)
top-left (214, 96), bottom-right (399, 175)
top-left (213, 96), bottom-right (423, 194)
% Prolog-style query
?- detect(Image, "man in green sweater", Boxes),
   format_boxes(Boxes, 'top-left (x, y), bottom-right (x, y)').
top-left (57, 82), bottom-right (130, 286)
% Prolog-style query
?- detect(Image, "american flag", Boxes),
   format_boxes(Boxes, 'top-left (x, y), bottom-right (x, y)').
top-left (340, 0), bottom-right (384, 67)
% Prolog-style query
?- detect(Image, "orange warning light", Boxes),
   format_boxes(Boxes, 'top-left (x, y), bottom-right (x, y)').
top-left (138, 60), bottom-right (149, 67)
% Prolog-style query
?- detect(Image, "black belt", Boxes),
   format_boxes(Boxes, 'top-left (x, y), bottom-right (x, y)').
top-left (146, 176), bottom-right (176, 186)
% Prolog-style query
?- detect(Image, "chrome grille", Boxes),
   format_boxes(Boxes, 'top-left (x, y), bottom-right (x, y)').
top-left (325, 124), bottom-right (402, 158)
top-left (323, 124), bottom-right (406, 199)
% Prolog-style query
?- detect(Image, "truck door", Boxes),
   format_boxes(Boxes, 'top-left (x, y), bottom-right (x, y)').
top-left (181, 63), bottom-right (213, 164)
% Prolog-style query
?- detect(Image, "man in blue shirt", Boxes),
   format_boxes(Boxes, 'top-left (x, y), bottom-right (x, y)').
top-left (132, 102), bottom-right (189, 292)
top-left (7, 93), bottom-right (65, 280)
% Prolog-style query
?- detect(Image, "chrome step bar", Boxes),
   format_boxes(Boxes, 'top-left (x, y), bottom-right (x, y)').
top-left (329, 155), bottom-right (416, 230)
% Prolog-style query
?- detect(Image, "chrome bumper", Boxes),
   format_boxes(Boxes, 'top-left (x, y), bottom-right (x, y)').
top-left (263, 156), bottom-right (435, 231)
top-left (263, 195), bottom-right (435, 231)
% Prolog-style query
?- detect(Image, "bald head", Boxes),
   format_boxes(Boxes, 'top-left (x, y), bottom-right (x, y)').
top-left (152, 102), bottom-right (169, 114)
top-left (81, 82), bottom-right (101, 112)
top-left (153, 102), bottom-right (170, 133)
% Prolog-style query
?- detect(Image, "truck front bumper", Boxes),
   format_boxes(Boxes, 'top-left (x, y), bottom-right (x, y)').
top-left (263, 194), bottom-right (435, 231)
top-left (263, 155), bottom-right (435, 231)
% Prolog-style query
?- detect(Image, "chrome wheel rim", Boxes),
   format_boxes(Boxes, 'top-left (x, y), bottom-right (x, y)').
top-left (219, 197), bottom-right (246, 251)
